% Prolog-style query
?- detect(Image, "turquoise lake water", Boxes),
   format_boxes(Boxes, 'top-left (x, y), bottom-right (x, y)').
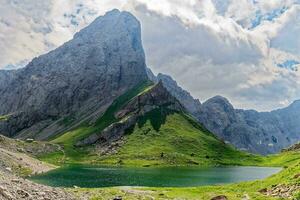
top-left (30, 165), bottom-right (281, 188)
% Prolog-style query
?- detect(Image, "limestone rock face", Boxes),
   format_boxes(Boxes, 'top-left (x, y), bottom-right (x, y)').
top-left (147, 70), bottom-right (201, 116)
top-left (0, 9), bottom-right (148, 139)
top-left (116, 81), bottom-right (183, 119)
top-left (76, 82), bottom-right (185, 147)
top-left (0, 70), bottom-right (17, 90)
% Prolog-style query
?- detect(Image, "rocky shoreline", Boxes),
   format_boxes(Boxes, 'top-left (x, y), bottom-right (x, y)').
top-left (0, 135), bottom-right (78, 200)
top-left (0, 169), bottom-right (78, 200)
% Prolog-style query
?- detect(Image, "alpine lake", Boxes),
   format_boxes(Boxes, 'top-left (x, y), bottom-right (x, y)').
top-left (30, 165), bottom-right (281, 188)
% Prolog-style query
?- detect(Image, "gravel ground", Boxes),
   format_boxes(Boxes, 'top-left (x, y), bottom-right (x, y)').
top-left (0, 169), bottom-right (80, 200)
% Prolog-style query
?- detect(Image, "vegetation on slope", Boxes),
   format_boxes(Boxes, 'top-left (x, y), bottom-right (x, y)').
top-left (30, 81), bottom-right (300, 199)
top-left (0, 114), bottom-right (9, 121)
top-left (34, 102), bottom-right (300, 199)
top-left (38, 80), bottom-right (267, 167)
top-left (38, 81), bottom-right (154, 165)
top-left (33, 79), bottom-right (300, 200)
top-left (96, 108), bottom-right (262, 166)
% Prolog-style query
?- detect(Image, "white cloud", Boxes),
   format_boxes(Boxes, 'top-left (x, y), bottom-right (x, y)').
top-left (270, 7), bottom-right (300, 55)
top-left (0, 0), bottom-right (300, 111)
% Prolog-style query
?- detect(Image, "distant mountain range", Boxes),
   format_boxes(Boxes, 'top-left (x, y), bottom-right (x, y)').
top-left (149, 70), bottom-right (300, 154)
top-left (0, 9), bottom-right (299, 156)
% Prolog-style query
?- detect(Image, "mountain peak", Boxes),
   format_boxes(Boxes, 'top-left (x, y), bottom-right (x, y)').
top-left (157, 73), bottom-right (175, 84)
top-left (155, 73), bottom-right (201, 115)
top-left (204, 95), bottom-right (233, 108)
top-left (74, 9), bottom-right (141, 41)
top-left (0, 10), bottom-right (148, 139)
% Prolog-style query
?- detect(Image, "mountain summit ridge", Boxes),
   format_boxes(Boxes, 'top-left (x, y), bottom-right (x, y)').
top-left (146, 69), bottom-right (300, 154)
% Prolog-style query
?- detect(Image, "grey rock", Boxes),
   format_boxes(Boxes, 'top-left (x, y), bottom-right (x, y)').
top-left (197, 96), bottom-right (300, 154)
top-left (0, 70), bottom-right (17, 90)
top-left (0, 9), bottom-right (148, 139)
top-left (147, 70), bottom-right (201, 116)
top-left (76, 81), bottom-right (184, 147)
top-left (115, 81), bottom-right (183, 119)
top-left (76, 115), bottom-right (138, 147)
top-left (147, 71), bottom-right (300, 154)
top-left (283, 142), bottom-right (300, 152)
top-left (146, 67), bottom-right (157, 83)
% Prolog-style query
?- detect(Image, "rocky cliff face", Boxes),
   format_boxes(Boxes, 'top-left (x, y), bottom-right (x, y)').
top-left (0, 70), bottom-right (17, 90)
top-left (0, 9), bottom-right (148, 139)
top-left (147, 71), bottom-right (300, 154)
top-left (147, 70), bottom-right (201, 116)
top-left (76, 81), bottom-right (184, 147)
top-left (197, 96), bottom-right (300, 154)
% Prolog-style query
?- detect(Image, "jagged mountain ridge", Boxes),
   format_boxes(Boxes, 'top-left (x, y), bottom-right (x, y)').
top-left (51, 80), bottom-right (257, 166)
top-left (0, 9), bottom-right (148, 139)
top-left (147, 70), bottom-right (300, 154)
top-left (1, 8), bottom-right (299, 156)
top-left (197, 96), bottom-right (300, 154)
top-left (147, 69), bottom-right (201, 116)
top-left (76, 81), bottom-right (184, 147)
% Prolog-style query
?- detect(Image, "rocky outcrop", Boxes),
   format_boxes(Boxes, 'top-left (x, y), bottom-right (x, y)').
top-left (146, 67), bottom-right (157, 83)
top-left (115, 81), bottom-right (183, 119)
top-left (0, 135), bottom-right (76, 200)
top-left (211, 195), bottom-right (228, 200)
top-left (0, 135), bottom-right (61, 177)
top-left (259, 184), bottom-right (300, 199)
top-left (0, 135), bottom-right (60, 158)
top-left (282, 142), bottom-right (300, 152)
top-left (76, 116), bottom-right (138, 147)
top-left (76, 81), bottom-right (184, 147)
top-left (147, 70), bottom-right (201, 116)
top-left (0, 9), bottom-right (148, 139)
top-left (0, 169), bottom-right (78, 200)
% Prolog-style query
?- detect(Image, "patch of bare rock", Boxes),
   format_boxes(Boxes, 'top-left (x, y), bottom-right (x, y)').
top-left (259, 184), bottom-right (300, 199)
top-left (211, 195), bottom-right (228, 200)
top-left (0, 169), bottom-right (79, 200)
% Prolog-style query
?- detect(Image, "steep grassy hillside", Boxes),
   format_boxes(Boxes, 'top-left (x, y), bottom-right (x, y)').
top-left (38, 81), bottom-right (154, 165)
top-left (96, 108), bottom-right (262, 166)
top-left (38, 80), bottom-right (264, 167)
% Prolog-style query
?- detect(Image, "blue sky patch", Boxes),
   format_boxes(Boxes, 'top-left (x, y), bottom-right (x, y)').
top-left (277, 60), bottom-right (299, 71)
top-left (250, 7), bottom-right (288, 29)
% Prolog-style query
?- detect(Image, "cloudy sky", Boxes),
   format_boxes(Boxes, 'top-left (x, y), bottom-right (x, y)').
top-left (1, 0), bottom-right (300, 111)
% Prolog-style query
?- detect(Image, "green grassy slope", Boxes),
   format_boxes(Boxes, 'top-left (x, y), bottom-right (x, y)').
top-left (262, 151), bottom-right (300, 167)
top-left (39, 80), bottom-right (264, 167)
top-left (32, 81), bottom-right (300, 199)
top-left (0, 114), bottom-right (9, 121)
top-left (96, 108), bottom-right (262, 166)
top-left (38, 81), bottom-right (154, 165)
